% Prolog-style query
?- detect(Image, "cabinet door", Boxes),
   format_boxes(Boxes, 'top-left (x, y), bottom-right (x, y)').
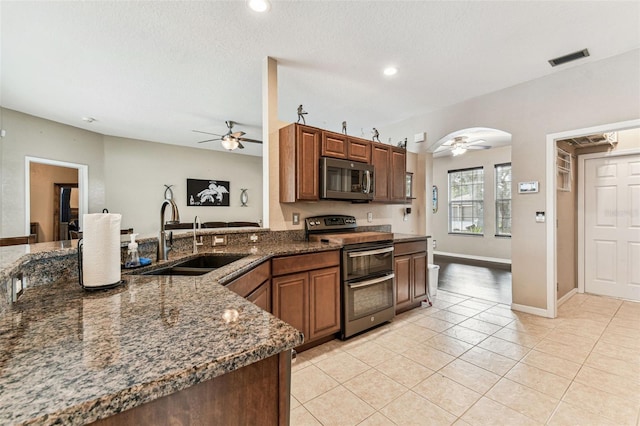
top-left (394, 255), bottom-right (412, 311)
top-left (246, 279), bottom-right (272, 313)
top-left (296, 125), bottom-right (320, 201)
top-left (308, 266), bottom-right (341, 341)
top-left (390, 148), bottom-right (407, 202)
top-left (412, 252), bottom-right (428, 302)
top-left (371, 144), bottom-right (390, 201)
top-left (348, 138), bottom-right (371, 163)
top-left (272, 272), bottom-right (308, 336)
top-left (321, 132), bottom-right (348, 159)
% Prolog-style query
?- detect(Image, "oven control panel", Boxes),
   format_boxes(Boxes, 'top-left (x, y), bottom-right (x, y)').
top-left (305, 215), bottom-right (357, 232)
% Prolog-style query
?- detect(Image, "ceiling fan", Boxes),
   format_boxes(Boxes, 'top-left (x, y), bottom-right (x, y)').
top-left (193, 120), bottom-right (262, 151)
top-left (446, 136), bottom-right (491, 156)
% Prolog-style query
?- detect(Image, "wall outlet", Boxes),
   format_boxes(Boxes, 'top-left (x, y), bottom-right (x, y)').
top-left (12, 273), bottom-right (24, 303)
top-left (292, 212), bottom-right (300, 225)
top-left (212, 235), bottom-right (227, 246)
top-left (432, 239), bottom-right (437, 249)
top-left (367, 212), bottom-right (373, 223)
top-left (249, 234), bottom-right (259, 243)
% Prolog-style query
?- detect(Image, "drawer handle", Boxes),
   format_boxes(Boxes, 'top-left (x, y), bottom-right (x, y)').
top-left (348, 247), bottom-right (394, 258)
top-left (348, 273), bottom-right (395, 289)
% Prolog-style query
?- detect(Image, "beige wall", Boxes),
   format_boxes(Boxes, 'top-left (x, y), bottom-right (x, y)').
top-left (1, 108), bottom-right (105, 237)
top-left (29, 163), bottom-right (79, 242)
top-left (103, 136), bottom-right (262, 236)
top-left (1, 108), bottom-right (263, 238)
top-left (379, 49), bottom-right (640, 310)
top-left (431, 146), bottom-right (512, 261)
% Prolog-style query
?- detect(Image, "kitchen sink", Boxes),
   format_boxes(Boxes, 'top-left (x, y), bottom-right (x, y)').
top-left (140, 254), bottom-right (247, 276)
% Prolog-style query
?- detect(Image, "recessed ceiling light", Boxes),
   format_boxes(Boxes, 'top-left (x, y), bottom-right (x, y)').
top-left (82, 117), bottom-right (96, 123)
top-left (248, 0), bottom-right (271, 12)
top-left (383, 67), bottom-right (398, 76)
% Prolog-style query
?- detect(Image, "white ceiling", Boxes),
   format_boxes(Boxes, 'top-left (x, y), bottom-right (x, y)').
top-left (2, 1), bottom-right (639, 157)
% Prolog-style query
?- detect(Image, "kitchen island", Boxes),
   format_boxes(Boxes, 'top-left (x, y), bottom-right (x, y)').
top-left (0, 239), bottom-right (341, 425)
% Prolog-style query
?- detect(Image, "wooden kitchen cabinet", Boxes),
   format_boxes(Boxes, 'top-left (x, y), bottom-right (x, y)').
top-left (225, 261), bottom-right (271, 312)
top-left (371, 143), bottom-right (391, 201)
top-left (272, 250), bottom-right (341, 347)
top-left (280, 123), bottom-right (321, 202)
top-left (394, 240), bottom-right (428, 313)
top-left (348, 138), bottom-right (371, 163)
top-left (371, 143), bottom-right (406, 203)
top-left (321, 131), bottom-right (371, 163)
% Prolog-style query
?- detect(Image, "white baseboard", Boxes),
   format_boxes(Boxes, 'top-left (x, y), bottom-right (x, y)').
top-left (511, 303), bottom-right (552, 318)
top-left (558, 288), bottom-right (578, 306)
top-left (433, 251), bottom-right (511, 265)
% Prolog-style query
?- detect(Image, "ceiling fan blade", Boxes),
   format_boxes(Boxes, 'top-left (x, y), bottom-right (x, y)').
top-left (192, 129), bottom-right (222, 136)
top-left (231, 131), bottom-right (245, 138)
top-left (197, 138), bottom-right (221, 144)
top-left (238, 137), bottom-right (262, 144)
top-left (466, 145), bottom-right (491, 150)
top-left (466, 139), bottom-right (487, 146)
top-left (237, 141), bottom-right (245, 149)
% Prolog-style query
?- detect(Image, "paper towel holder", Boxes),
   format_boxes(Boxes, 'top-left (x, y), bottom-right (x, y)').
top-left (77, 239), bottom-right (126, 291)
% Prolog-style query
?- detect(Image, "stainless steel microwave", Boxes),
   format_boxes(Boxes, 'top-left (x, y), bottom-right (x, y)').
top-left (320, 157), bottom-right (374, 201)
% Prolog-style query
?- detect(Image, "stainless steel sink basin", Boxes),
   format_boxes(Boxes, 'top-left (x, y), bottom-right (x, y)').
top-left (140, 254), bottom-right (247, 276)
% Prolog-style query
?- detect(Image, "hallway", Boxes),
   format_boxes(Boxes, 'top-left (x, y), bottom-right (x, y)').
top-left (435, 257), bottom-right (512, 305)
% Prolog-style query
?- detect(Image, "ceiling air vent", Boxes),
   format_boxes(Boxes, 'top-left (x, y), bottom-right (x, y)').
top-left (548, 48), bottom-right (590, 67)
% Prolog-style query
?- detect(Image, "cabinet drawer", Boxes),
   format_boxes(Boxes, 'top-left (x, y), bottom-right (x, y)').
top-left (226, 261), bottom-right (271, 298)
top-left (394, 240), bottom-right (427, 256)
top-left (272, 250), bottom-right (340, 276)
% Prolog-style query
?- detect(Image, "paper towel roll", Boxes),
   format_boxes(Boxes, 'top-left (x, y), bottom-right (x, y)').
top-left (82, 213), bottom-right (122, 287)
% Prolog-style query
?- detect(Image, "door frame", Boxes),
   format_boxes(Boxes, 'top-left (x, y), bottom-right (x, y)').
top-left (577, 148), bottom-right (640, 295)
top-left (25, 156), bottom-right (89, 236)
top-left (545, 118), bottom-right (640, 318)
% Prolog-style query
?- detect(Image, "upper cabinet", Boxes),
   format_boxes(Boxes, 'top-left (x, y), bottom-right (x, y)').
top-left (279, 123), bottom-right (406, 204)
top-left (280, 124), bottom-right (321, 202)
top-left (371, 144), bottom-right (406, 203)
top-left (321, 131), bottom-right (371, 163)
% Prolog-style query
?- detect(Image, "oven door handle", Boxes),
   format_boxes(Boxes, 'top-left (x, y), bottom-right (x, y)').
top-left (348, 246), bottom-right (394, 258)
top-left (348, 273), bottom-right (395, 289)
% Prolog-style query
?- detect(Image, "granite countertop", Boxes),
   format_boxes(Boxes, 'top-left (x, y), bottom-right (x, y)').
top-left (392, 233), bottom-right (431, 243)
top-left (0, 240), bottom-right (341, 425)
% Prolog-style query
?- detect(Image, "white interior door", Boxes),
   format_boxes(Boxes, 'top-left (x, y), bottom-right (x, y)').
top-left (584, 154), bottom-right (640, 301)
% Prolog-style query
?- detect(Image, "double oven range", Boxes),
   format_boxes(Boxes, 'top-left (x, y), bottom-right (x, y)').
top-left (306, 215), bottom-right (395, 339)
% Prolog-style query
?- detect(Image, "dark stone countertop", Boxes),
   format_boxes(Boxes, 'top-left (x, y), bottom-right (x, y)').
top-left (0, 240), bottom-right (342, 425)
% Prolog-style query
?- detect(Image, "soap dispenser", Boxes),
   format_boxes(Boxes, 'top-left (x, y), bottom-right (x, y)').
top-left (125, 233), bottom-right (141, 268)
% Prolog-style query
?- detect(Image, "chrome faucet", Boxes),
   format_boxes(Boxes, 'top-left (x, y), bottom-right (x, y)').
top-left (159, 199), bottom-right (180, 261)
top-left (193, 215), bottom-right (203, 254)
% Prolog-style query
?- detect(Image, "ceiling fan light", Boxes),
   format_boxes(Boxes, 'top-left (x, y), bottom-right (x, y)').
top-left (221, 136), bottom-right (239, 150)
top-left (452, 145), bottom-right (467, 156)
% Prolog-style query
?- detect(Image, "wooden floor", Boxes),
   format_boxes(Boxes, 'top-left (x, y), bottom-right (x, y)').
top-left (434, 256), bottom-right (512, 304)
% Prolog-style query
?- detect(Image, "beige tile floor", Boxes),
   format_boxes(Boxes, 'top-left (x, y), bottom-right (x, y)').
top-left (290, 290), bottom-right (640, 425)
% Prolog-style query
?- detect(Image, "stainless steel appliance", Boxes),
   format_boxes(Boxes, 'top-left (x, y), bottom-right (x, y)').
top-left (306, 215), bottom-right (395, 339)
top-left (320, 157), bottom-right (374, 201)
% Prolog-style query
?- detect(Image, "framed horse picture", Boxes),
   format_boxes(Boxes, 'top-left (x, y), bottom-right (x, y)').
top-left (187, 179), bottom-right (230, 206)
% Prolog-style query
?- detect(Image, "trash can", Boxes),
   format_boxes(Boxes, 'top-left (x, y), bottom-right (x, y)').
top-left (428, 264), bottom-right (440, 298)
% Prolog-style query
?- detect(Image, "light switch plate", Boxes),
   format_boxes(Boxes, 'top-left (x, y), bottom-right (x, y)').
top-left (535, 211), bottom-right (546, 223)
top-left (367, 212), bottom-right (373, 223)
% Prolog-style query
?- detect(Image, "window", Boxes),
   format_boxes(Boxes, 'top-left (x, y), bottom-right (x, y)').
top-left (448, 167), bottom-right (484, 234)
top-left (495, 163), bottom-right (512, 236)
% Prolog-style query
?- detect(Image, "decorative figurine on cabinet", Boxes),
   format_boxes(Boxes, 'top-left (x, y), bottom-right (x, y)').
top-left (397, 138), bottom-right (407, 149)
top-left (372, 128), bottom-right (380, 142)
top-left (342, 121), bottom-right (347, 134)
top-left (297, 105), bottom-right (308, 124)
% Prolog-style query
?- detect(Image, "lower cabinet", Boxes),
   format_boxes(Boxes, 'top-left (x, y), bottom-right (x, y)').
top-left (394, 240), bottom-right (428, 313)
top-left (272, 250), bottom-right (341, 345)
top-left (226, 261), bottom-right (272, 313)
